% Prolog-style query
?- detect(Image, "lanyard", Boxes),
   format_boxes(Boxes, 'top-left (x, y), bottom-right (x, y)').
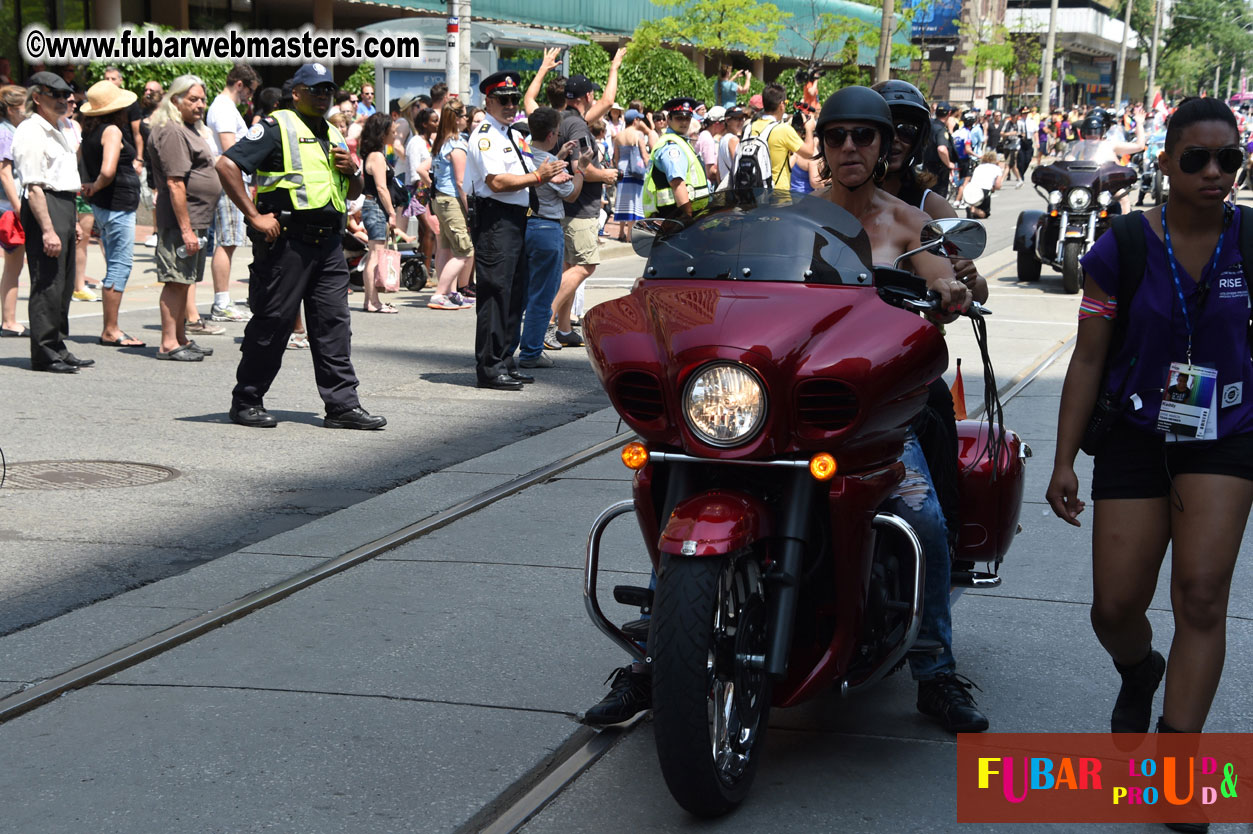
top-left (1161, 204), bottom-right (1228, 364)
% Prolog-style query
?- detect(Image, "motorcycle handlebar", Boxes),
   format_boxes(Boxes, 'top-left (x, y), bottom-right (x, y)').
top-left (903, 292), bottom-right (991, 318)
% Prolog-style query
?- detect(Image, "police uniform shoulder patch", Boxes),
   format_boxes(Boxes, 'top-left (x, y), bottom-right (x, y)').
top-left (478, 138), bottom-right (491, 150)
top-left (246, 123), bottom-right (265, 141)
top-left (263, 116), bottom-right (277, 126)
top-left (477, 123), bottom-right (491, 133)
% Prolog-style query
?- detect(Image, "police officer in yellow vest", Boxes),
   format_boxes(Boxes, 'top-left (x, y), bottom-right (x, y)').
top-left (216, 63), bottom-right (386, 430)
top-left (642, 97), bottom-right (710, 218)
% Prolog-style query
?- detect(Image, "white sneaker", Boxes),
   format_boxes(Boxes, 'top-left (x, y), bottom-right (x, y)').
top-left (144, 233), bottom-right (158, 247)
top-left (427, 294), bottom-right (461, 310)
top-left (210, 303), bottom-right (252, 322)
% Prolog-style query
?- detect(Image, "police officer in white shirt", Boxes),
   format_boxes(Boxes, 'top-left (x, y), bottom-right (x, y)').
top-left (464, 71), bottom-right (567, 390)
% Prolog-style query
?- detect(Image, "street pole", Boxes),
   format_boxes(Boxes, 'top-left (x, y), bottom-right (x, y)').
top-left (1229, 53), bottom-right (1237, 100)
top-left (1113, 0), bottom-right (1132, 106)
top-left (1145, 0), bottom-right (1163, 106)
top-left (876, 0), bottom-right (895, 83)
top-left (1216, 55), bottom-right (1222, 98)
top-left (1041, 0), bottom-right (1060, 111)
top-left (445, 0), bottom-right (460, 101)
top-left (460, 0), bottom-right (472, 102)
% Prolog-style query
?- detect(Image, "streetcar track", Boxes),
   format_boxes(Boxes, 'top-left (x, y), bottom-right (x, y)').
top-left (0, 332), bottom-right (1076, 833)
top-left (462, 337), bottom-right (1075, 834)
top-left (0, 430), bottom-right (635, 725)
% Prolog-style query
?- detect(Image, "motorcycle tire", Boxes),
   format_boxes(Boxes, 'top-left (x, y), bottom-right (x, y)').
top-left (1017, 248), bottom-right (1042, 283)
top-left (651, 553), bottom-right (771, 818)
top-left (1062, 240), bottom-right (1084, 294)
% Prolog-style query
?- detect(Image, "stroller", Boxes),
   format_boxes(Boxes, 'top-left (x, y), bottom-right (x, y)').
top-left (343, 233), bottom-right (430, 291)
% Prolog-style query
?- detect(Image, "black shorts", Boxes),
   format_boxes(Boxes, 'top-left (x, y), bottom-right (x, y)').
top-left (958, 158), bottom-right (974, 178)
top-left (1091, 424), bottom-right (1253, 500)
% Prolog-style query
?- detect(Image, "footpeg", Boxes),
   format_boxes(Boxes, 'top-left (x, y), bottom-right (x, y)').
top-left (951, 569), bottom-right (1002, 588)
top-left (613, 585), bottom-right (653, 612)
top-left (621, 618), bottom-right (650, 643)
top-left (908, 637), bottom-right (944, 656)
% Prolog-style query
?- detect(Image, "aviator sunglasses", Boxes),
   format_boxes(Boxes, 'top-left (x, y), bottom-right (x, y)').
top-left (823, 126), bottom-right (879, 149)
top-left (494, 94), bottom-right (521, 105)
top-left (1177, 146), bottom-right (1243, 175)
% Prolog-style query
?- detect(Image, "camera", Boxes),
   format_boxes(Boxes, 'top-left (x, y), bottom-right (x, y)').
top-left (791, 101), bottom-right (815, 132)
top-left (793, 65), bottom-right (824, 87)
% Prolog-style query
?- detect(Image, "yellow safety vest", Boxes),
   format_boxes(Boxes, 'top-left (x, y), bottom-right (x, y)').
top-left (642, 132), bottom-right (710, 216)
top-left (254, 109), bottom-right (349, 212)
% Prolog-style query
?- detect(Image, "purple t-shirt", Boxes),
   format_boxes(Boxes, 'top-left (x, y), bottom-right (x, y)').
top-left (1081, 209), bottom-right (1253, 437)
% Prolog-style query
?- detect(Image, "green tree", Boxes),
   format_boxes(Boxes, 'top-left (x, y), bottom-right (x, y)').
top-left (342, 62), bottom-right (375, 95)
top-left (1162, 0), bottom-right (1253, 94)
top-left (954, 20), bottom-right (1015, 106)
top-left (617, 47), bottom-right (710, 110)
top-left (634, 0), bottom-right (791, 59)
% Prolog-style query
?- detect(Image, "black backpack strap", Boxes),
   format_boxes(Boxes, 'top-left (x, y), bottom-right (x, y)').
top-left (1107, 210), bottom-right (1147, 358)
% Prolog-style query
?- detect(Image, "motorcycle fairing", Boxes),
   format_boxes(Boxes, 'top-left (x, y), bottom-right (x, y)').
top-left (657, 490), bottom-right (772, 556)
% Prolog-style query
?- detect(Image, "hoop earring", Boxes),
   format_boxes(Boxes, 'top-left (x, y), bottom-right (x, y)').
top-left (872, 158), bottom-right (888, 183)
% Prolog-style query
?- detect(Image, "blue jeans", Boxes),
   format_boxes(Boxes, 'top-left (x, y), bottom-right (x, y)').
top-left (90, 206), bottom-right (135, 292)
top-left (886, 431), bottom-right (955, 681)
top-left (518, 216), bottom-right (563, 360)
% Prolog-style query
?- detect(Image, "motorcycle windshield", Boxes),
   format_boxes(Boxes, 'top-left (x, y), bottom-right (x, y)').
top-left (1066, 140), bottom-right (1120, 164)
top-left (644, 188), bottom-right (874, 285)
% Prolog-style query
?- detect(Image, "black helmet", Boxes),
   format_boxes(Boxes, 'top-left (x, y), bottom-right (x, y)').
top-left (962, 112), bottom-right (977, 127)
top-left (1080, 115), bottom-right (1104, 139)
top-left (816, 85), bottom-right (895, 160)
top-left (872, 79), bottom-right (929, 165)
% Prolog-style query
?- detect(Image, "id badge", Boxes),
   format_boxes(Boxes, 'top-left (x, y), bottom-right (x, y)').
top-left (1157, 362), bottom-right (1219, 441)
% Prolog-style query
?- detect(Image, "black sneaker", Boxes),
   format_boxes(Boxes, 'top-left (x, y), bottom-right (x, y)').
top-left (917, 673), bottom-right (989, 733)
top-left (582, 665), bottom-right (650, 726)
top-left (324, 406), bottom-right (387, 430)
top-left (1111, 650), bottom-right (1165, 733)
top-left (556, 327), bottom-right (585, 347)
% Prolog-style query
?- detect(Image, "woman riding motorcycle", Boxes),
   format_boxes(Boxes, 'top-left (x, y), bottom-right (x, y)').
top-left (813, 85), bottom-right (986, 732)
top-left (582, 87), bottom-right (980, 731)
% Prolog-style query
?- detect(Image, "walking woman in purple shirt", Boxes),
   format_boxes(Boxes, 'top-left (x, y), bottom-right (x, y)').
top-left (1048, 99), bottom-right (1251, 822)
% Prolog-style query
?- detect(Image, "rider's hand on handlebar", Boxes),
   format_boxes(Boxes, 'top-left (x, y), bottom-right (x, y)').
top-left (928, 275), bottom-right (971, 315)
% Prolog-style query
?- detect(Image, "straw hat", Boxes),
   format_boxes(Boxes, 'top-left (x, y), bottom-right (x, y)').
top-left (79, 80), bottom-right (137, 116)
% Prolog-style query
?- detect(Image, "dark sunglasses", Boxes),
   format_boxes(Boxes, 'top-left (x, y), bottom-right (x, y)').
top-left (1178, 146), bottom-right (1243, 175)
top-left (894, 121), bottom-right (922, 144)
top-left (822, 126), bottom-right (879, 149)
top-left (39, 88), bottom-right (72, 100)
top-left (494, 94), bottom-right (521, 105)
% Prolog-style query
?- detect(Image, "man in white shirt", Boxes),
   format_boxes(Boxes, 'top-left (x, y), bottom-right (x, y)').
top-left (12, 73), bottom-right (87, 372)
top-left (204, 63), bottom-right (259, 323)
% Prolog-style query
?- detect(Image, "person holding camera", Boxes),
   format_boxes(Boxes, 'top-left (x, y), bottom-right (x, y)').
top-left (715, 65), bottom-right (751, 109)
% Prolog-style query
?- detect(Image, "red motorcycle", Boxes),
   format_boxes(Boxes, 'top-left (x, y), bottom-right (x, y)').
top-left (581, 189), bottom-right (1027, 816)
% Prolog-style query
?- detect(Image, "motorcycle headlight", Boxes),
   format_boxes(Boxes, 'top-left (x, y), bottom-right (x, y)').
top-left (1098, 191), bottom-right (1113, 207)
top-left (683, 363), bottom-right (767, 447)
top-left (1067, 188), bottom-right (1092, 211)
top-left (1049, 190), bottom-right (1064, 206)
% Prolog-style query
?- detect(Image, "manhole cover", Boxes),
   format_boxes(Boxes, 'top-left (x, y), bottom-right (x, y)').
top-left (2, 461), bottom-right (181, 490)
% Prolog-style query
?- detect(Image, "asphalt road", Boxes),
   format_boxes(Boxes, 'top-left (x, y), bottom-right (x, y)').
top-left (0, 179), bottom-right (1234, 639)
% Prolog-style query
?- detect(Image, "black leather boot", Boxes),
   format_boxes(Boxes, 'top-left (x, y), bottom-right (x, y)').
top-left (1111, 649), bottom-right (1165, 733)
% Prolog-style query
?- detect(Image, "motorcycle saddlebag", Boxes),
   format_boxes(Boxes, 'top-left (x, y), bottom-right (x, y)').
top-left (954, 420), bottom-right (1026, 564)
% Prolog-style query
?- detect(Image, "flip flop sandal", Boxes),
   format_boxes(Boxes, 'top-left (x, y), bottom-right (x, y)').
top-left (155, 345), bottom-right (203, 361)
top-left (363, 304), bottom-right (399, 314)
top-left (286, 332), bottom-right (311, 349)
top-left (99, 333), bottom-right (146, 347)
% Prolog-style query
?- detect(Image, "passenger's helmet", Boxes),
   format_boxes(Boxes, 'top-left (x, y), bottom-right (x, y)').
top-left (818, 85), bottom-right (896, 161)
top-left (871, 80), bottom-right (930, 166)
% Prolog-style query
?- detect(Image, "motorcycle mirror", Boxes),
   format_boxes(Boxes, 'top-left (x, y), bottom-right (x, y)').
top-left (630, 218), bottom-right (686, 259)
top-left (920, 218), bottom-right (987, 261)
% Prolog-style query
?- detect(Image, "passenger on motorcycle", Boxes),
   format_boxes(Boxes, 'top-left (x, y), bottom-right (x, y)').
top-left (816, 85), bottom-right (988, 732)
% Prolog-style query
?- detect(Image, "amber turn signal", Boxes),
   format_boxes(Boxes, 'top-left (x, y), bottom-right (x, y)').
top-left (621, 442), bottom-right (649, 470)
top-left (809, 452), bottom-right (838, 481)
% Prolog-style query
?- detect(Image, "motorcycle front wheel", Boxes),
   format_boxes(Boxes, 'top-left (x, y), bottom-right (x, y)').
top-left (1062, 240), bottom-right (1084, 294)
top-left (651, 553), bottom-right (771, 818)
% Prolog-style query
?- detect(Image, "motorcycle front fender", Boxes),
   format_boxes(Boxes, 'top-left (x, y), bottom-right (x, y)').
top-left (1014, 210), bottom-right (1046, 252)
top-left (658, 490), bottom-right (771, 556)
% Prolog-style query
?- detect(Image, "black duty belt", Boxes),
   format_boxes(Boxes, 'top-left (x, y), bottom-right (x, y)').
top-left (276, 210), bottom-right (344, 244)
